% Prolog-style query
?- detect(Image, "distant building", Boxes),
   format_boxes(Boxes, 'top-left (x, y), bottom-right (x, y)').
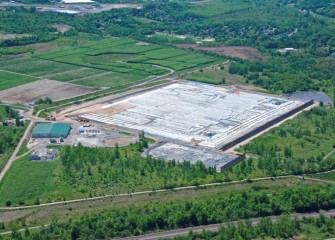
top-left (278, 48), bottom-right (297, 53)
top-left (32, 122), bottom-right (72, 138)
top-left (61, 0), bottom-right (95, 3)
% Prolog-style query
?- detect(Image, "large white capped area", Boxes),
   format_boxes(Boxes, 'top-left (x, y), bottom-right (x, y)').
top-left (80, 82), bottom-right (304, 149)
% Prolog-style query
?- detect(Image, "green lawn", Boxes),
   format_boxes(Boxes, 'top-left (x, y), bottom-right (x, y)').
top-left (0, 71), bottom-right (38, 91)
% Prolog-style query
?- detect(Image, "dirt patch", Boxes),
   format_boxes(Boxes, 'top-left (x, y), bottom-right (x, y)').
top-left (0, 210), bottom-right (27, 222)
top-left (0, 33), bottom-right (30, 40)
top-left (177, 44), bottom-right (269, 61)
top-left (105, 137), bottom-right (137, 147)
top-left (232, 84), bottom-right (268, 93)
top-left (136, 42), bottom-right (150, 46)
top-left (0, 79), bottom-right (98, 103)
top-left (27, 42), bottom-right (61, 53)
top-left (52, 24), bottom-right (72, 33)
top-left (69, 102), bottom-right (135, 116)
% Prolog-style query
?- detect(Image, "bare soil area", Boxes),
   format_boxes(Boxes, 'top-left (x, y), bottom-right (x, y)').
top-left (69, 102), bottom-right (135, 116)
top-left (52, 24), bottom-right (72, 33)
top-left (0, 79), bottom-right (97, 103)
top-left (177, 44), bottom-right (269, 61)
top-left (232, 84), bottom-right (268, 93)
top-left (105, 137), bottom-right (137, 147)
top-left (0, 33), bottom-right (30, 40)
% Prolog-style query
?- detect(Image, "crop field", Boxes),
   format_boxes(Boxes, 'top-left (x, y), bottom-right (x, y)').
top-left (72, 72), bottom-right (144, 88)
top-left (0, 71), bottom-right (38, 91)
top-left (0, 58), bottom-right (81, 77)
top-left (33, 38), bottom-right (217, 75)
top-left (0, 38), bottom-right (217, 91)
top-left (49, 68), bottom-right (107, 82)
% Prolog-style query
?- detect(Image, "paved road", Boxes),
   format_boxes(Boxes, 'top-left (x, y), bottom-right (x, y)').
top-left (116, 210), bottom-right (335, 240)
top-left (0, 121), bottom-right (35, 182)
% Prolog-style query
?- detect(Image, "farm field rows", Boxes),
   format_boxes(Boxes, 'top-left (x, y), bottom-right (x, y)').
top-left (0, 58), bottom-right (81, 77)
top-left (0, 37), bottom-right (217, 91)
top-left (72, 72), bottom-right (144, 88)
top-left (33, 37), bottom-right (217, 77)
top-left (49, 68), bottom-right (107, 82)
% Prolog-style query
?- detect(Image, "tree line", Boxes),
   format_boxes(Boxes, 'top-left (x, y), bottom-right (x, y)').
top-left (3, 184), bottom-right (335, 239)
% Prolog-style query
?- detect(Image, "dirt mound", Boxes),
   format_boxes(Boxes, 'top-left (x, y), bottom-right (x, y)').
top-left (177, 44), bottom-right (269, 61)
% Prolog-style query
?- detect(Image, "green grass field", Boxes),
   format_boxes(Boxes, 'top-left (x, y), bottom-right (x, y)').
top-left (49, 68), bottom-right (107, 81)
top-left (0, 71), bottom-right (38, 91)
top-left (72, 72), bottom-right (144, 88)
top-left (0, 58), bottom-right (81, 77)
top-left (0, 156), bottom-right (61, 205)
top-left (184, 66), bottom-right (246, 85)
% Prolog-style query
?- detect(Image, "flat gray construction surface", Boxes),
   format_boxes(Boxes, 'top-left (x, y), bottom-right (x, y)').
top-left (148, 143), bottom-right (240, 171)
top-left (81, 82), bottom-right (304, 149)
top-left (288, 91), bottom-right (333, 106)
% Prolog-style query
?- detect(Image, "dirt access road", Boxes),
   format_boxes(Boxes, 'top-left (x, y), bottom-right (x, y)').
top-left (0, 121), bottom-right (35, 182)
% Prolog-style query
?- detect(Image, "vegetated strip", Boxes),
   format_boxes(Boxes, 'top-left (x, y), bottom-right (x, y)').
top-left (0, 175), bottom-right (303, 210)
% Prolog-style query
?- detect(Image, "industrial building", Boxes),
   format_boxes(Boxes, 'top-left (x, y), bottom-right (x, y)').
top-left (32, 123), bottom-right (71, 139)
top-left (148, 143), bottom-right (245, 172)
top-left (78, 82), bottom-right (312, 170)
top-left (80, 82), bottom-right (308, 149)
